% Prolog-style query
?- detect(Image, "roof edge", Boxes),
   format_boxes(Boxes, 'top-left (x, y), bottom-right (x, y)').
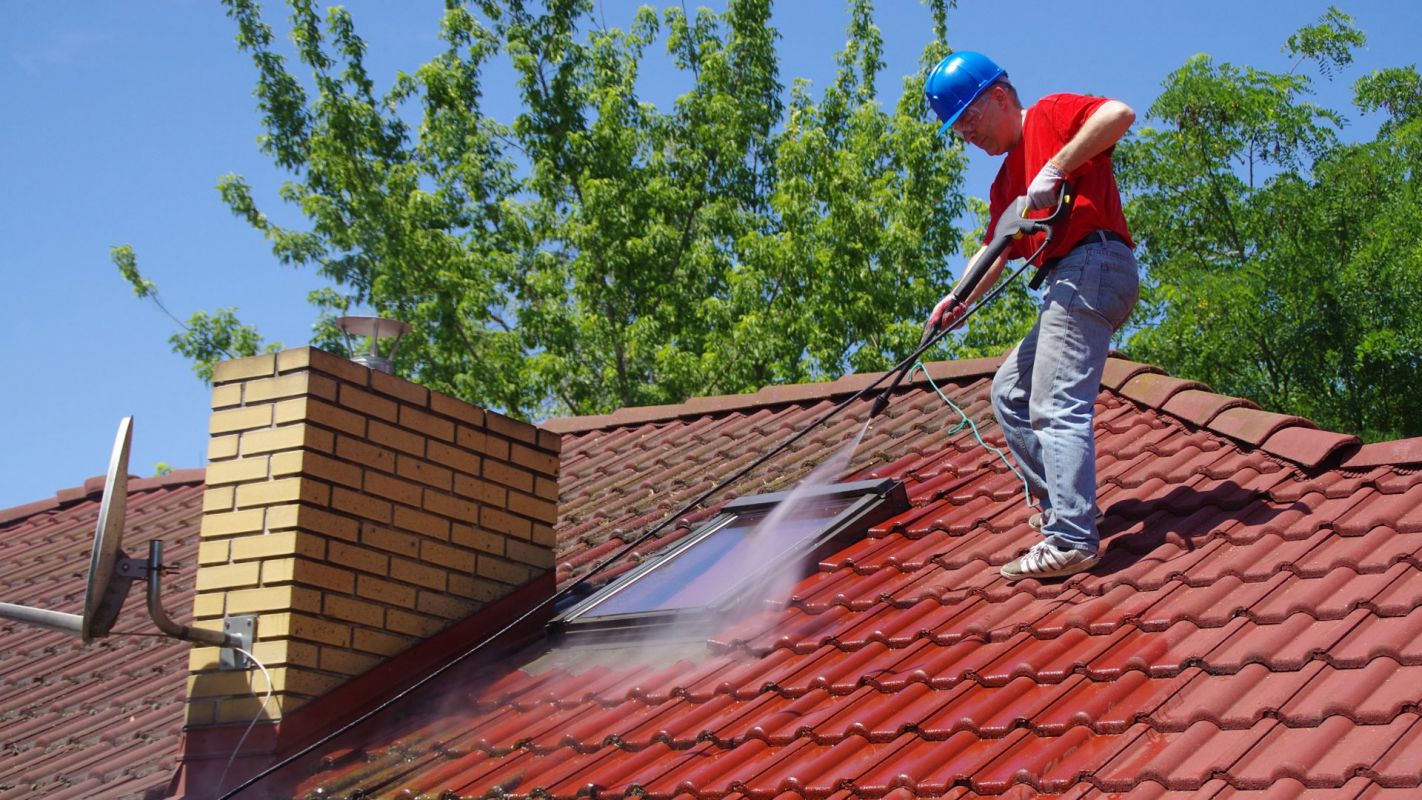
top-left (0, 467), bottom-right (206, 527)
top-left (542, 357), bottom-right (1004, 435)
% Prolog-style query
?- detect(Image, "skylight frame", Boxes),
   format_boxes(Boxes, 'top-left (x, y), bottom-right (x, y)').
top-left (550, 478), bottom-right (908, 641)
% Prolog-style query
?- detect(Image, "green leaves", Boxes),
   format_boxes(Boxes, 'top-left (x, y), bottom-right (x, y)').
top-left (1119, 8), bottom-right (1422, 441)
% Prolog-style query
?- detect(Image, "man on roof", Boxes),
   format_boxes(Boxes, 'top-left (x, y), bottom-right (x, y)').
top-left (922, 52), bottom-right (1139, 581)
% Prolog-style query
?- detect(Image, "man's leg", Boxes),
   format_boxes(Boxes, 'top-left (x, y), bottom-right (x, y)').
top-left (991, 322), bottom-right (1050, 510)
top-left (1030, 243), bottom-right (1139, 555)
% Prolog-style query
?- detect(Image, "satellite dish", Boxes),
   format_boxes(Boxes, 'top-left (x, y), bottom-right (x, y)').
top-left (0, 418), bottom-right (250, 657)
top-left (0, 417), bottom-right (135, 640)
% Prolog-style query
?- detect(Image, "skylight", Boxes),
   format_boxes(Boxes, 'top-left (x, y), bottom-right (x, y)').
top-left (551, 478), bottom-right (908, 641)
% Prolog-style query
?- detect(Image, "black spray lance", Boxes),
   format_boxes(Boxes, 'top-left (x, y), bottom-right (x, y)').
top-left (868, 183), bottom-right (1075, 419)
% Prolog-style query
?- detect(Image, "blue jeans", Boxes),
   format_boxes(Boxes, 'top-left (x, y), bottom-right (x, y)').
top-left (991, 238), bottom-right (1139, 555)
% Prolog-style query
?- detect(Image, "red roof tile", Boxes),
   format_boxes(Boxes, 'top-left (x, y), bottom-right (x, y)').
top-left (230, 356), bottom-right (1422, 798)
top-left (0, 471), bottom-right (203, 799)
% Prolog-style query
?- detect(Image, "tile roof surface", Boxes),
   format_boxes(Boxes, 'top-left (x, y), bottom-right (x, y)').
top-left (0, 470), bottom-right (204, 800)
top-left (236, 357), bottom-right (1422, 799)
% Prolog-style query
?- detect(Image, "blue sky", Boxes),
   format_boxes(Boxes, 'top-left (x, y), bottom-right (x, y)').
top-left (2, 0), bottom-right (1417, 510)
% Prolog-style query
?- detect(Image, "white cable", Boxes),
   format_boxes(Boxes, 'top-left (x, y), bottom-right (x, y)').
top-left (216, 647), bottom-right (274, 794)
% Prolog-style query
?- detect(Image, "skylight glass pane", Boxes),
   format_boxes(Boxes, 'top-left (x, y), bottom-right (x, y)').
top-left (580, 494), bottom-right (857, 618)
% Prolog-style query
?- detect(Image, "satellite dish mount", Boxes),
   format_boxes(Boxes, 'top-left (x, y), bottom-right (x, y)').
top-left (0, 418), bottom-right (254, 668)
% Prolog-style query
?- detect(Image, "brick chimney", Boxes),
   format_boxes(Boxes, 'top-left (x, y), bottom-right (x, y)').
top-left (185, 347), bottom-right (559, 727)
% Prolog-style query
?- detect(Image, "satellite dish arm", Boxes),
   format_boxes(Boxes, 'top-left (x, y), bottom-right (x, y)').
top-left (145, 540), bottom-right (241, 648)
top-left (0, 602), bottom-right (83, 637)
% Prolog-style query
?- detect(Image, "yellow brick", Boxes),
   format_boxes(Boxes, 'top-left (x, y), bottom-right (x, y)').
top-left (399, 405), bottom-right (454, 441)
top-left (331, 486), bottom-right (392, 524)
top-left (336, 435), bottom-right (396, 474)
top-left (200, 509), bottom-right (266, 538)
top-left (389, 558), bottom-right (446, 591)
top-left (203, 486), bottom-right (235, 514)
top-left (211, 383), bottom-right (243, 409)
top-left (195, 562), bottom-right (261, 591)
top-left (448, 574), bottom-right (506, 603)
top-left (226, 585), bottom-right (322, 616)
top-left (304, 346), bottom-right (371, 386)
top-left (265, 503), bottom-right (301, 532)
top-left (205, 456), bottom-right (270, 486)
top-left (353, 627), bottom-right (413, 658)
top-left (338, 384), bottom-right (399, 423)
top-left (198, 539), bottom-right (231, 565)
top-left (323, 594), bottom-right (385, 627)
top-left (455, 426), bottom-right (486, 453)
top-left (476, 555), bottom-right (530, 586)
top-left (451, 524), bottom-right (504, 556)
top-left (208, 434), bottom-right (240, 461)
top-left (368, 420), bottom-right (425, 457)
top-left (210, 405), bottom-right (275, 435)
top-left (393, 506), bottom-right (450, 541)
top-left (510, 443), bottom-right (560, 477)
top-left (276, 397), bottom-right (367, 437)
top-left (262, 558), bottom-right (296, 584)
top-left (290, 505), bottom-right (361, 545)
top-left (319, 647), bottom-right (381, 677)
top-left (248, 638), bottom-right (319, 669)
top-left (481, 433), bottom-right (510, 461)
top-left (277, 667), bottom-right (344, 698)
top-left (531, 523), bottom-right (557, 548)
top-left (362, 524), bottom-right (420, 559)
top-left (416, 590), bottom-right (476, 621)
top-left (292, 558), bottom-right (357, 594)
top-left (419, 539), bottom-right (475, 573)
top-left (508, 491), bottom-right (558, 525)
top-left (506, 539), bottom-right (554, 570)
top-left (486, 411), bottom-right (537, 444)
top-left (214, 695), bottom-right (282, 724)
top-left (240, 424), bottom-right (310, 456)
top-left (480, 507), bottom-right (531, 540)
top-left (355, 575), bottom-right (416, 609)
top-left (396, 455), bottom-right (453, 491)
top-left (230, 531), bottom-right (323, 562)
top-left (363, 471), bottom-right (423, 507)
top-left (534, 476), bottom-right (559, 502)
top-left (282, 450), bottom-right (362, 488)
top-left (282, 613), bottom-right (351, 647)
top-left (483, 460), bottom-right (533, 493)
top-left (454, 475), bottom-right (505, 507)
top-left (430, 391), bottom-right (484, 427)
top-left (245, 372), bottom-right (312, 404)
top-left (192, 592), bottom-right (227, 619)
top-left (328, 540), bottom-right (389, 577)
top-left (372, 369), bottom-right (430, 407)
top-left (188, 669), bottom-right (277, 699)
top-left (425, 441), bottom-right (480, 477)
top-left (385, 608), bottom-right (445, 638)
top-left (423, 490), bottom-right (476, 523)
top-left (188, 647), bottom-right (222, 672)
top-left (276, 347), bottom-right (313, 374)
top-left (212, 353), bottom-right (276, 384)
top-left (536, 428), bottom-right (562, 454)
top-left (185, 700), bottom-right (217, 727)
top-left (236, 477), bottom-right (330, 509)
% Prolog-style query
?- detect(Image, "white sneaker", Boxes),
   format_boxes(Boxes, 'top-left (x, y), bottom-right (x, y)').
top-left (1000, 540), bottom-right (1099, 581)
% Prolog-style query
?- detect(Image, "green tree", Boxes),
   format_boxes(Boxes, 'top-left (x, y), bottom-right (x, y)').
top-left (116, 0), bottom-right (974, 419)
top-left (1116, 7), bottom-right (1422, 441)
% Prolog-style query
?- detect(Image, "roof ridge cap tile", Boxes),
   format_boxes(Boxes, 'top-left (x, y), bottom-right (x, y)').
top-left (1100, 356), bottom-right (1164, 391)
top-left (1340, 436), bottom-right (1422, 469)
top-left (0, 468), bottom-right (206, 527)
top-left (541, 356), bottom-right (1006, 435)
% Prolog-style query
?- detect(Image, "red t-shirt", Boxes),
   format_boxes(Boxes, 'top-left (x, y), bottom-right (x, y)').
top-left (987, 93), bottom-right (1133, 265)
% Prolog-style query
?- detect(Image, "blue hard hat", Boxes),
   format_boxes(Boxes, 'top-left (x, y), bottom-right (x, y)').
top-left (924, 51), bottom-right (1006, 132)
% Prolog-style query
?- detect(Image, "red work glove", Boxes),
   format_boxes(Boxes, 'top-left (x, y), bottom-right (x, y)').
top-left (1026, 159), bottom-right (1067, 210)
top-left (922, 294), bottom-right (967, 345)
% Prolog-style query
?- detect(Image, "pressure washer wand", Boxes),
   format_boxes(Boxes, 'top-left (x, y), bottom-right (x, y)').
top-left (869, 184), bottom-right (1074, 420)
